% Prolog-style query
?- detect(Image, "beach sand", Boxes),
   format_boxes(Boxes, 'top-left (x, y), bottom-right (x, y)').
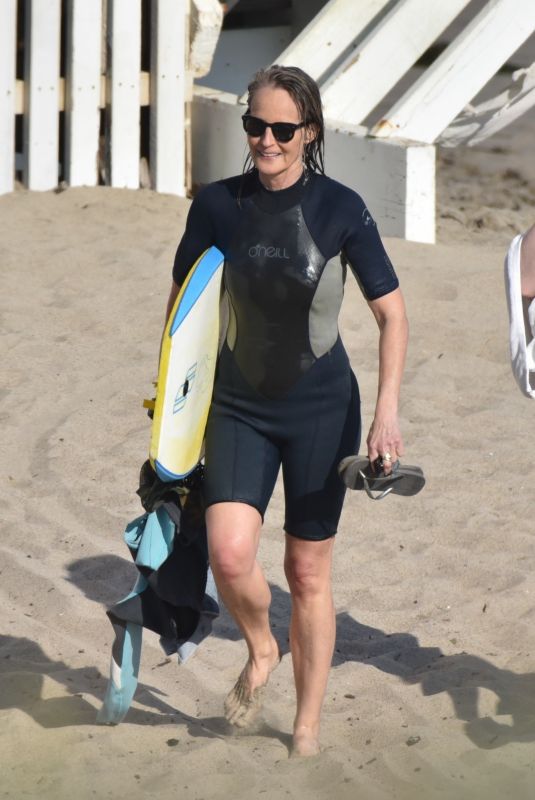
top-left (2, 101), bottom-right (535, 799)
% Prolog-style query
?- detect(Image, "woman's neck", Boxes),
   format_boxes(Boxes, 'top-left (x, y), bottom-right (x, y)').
top-left (257, 165), bottom-right (305, 192)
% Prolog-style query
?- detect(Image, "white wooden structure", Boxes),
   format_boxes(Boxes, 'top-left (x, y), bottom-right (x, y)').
top-left (2, 0), bottom-right (534, 243)
top-left (1, 0), bottom-right (223, 197)
top-left (193, 0), bottom-right (535, 242)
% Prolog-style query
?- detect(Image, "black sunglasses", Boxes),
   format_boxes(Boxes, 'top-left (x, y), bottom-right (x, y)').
top-left (241, 114), bottom-right (305, 143)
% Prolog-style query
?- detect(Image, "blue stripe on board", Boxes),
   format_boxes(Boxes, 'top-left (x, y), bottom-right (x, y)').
top-left (154, 458), bottom-right (197, 482)
top-left (170, 246), bottom-right (224, 335)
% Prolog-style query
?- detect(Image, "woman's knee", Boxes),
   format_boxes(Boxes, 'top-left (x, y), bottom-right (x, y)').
top-left (206, 503), bottom-right (261, 582)
top-left (284, 549), bottom-right (332, 598)
top-left (209, 537), bottom-right (255, 582)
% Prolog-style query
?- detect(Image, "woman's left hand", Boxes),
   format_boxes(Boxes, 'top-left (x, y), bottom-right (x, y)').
top-left (366, 413), bottom-right (404, 475)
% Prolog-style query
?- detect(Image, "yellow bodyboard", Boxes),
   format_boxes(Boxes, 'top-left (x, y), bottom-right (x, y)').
top-left (149, 246), bottom-right (224, 480)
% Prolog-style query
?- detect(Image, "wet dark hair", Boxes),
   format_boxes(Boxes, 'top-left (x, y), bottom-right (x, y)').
top-left (243, 64), bottom-right (325, 174)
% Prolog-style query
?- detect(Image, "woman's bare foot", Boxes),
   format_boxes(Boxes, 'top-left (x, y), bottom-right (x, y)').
top-left (224, 638), bottom-right (281, 728)
top-left (291, 724), bottom-right (321, 758)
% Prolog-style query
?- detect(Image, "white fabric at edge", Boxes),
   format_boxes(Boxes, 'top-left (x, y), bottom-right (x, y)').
top-left (504, 232), bottom-right (535, 398)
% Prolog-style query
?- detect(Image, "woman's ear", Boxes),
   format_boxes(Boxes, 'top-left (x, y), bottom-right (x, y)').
top-left (304, 124), bottom-right (317, 145)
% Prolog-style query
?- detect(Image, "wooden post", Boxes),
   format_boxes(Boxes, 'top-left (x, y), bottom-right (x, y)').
top-left (404, 144), bottom-right (436, 244)
top-left (23, 0), bottom-right (61, 191)
top-left (150, 0), bottom-right (188, 196)
top-left (0, 0), bottom-right (17, 194)
top-left (107, 0), bottom-right (141, 188)
top-left (371, 0), bottom-right (535, 143)
top-left (64, 0), bottom-right (103, 187)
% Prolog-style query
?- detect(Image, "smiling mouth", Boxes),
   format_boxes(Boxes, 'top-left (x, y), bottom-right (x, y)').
top-left (257, 151), bottom-right (280, 158)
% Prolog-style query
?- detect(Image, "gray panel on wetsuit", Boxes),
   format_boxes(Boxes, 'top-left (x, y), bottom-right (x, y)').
top-left (224, 203), bottom-right (328, 398)
top-left (309, 257), bottom-right (346, 359)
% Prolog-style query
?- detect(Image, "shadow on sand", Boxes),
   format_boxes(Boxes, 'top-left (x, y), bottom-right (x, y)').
top-left (3, 553), bottom-right (534, 750)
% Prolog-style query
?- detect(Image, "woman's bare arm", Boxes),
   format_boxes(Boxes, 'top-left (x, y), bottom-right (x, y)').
top-left (366, 287), bottom-right (409, 474)
top-left (165, 280), bottom-right (181, 324)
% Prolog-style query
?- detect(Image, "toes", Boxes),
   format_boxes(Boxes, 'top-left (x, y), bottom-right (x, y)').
top-left (224, 671), bottom-right (247, 717)
top-left (224, 648), bottom-right (281, 729)
top-left (226, 687), bottom-right (264, 728)
top-left (224, 675), bottom-right (264, 728)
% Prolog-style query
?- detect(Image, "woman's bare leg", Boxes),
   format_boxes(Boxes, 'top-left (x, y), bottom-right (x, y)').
top-left (207, 502), bottom-right (280, 727)
top-left (284, 534), bottom-right (336, 757)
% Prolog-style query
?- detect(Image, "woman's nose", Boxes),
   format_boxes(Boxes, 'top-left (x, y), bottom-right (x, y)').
top-left (259, 125), bottom-right (275, 145)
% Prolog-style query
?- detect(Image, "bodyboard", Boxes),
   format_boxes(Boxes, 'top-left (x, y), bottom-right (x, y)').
top-left (150, 246), bottom-right (225, 481)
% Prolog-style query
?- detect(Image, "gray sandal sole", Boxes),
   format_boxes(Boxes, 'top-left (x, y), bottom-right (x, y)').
top-left (338, 456), bottom-right (425, 500)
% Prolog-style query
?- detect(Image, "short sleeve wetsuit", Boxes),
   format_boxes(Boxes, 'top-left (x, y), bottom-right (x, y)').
top-left (173, 170), bottom-right (399, 540)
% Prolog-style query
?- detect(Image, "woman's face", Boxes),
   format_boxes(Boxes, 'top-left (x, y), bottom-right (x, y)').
top-left (247, 86), bottom-right (310, 190)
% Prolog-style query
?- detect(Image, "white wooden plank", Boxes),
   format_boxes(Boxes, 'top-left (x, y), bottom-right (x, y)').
top-left (108, 0), bottom-right (141, 188)
top-left (150, 0), bottom-right (188, 196)
top-left (371, 0), bottom-right (535, 143)
top-left (64, 0), bottom-right (102, 186)
top-left (23, 0), bottom-right (61, 190)
top-left (274, 0), bottom-right (392, 82)
top-left (190, 0), bottom-right (223, 78)
top-left (0, 0), bottom-right (17, 194)
top-left (404, 144), bottom-right (436, 244)
top-left (322, 0), bottom-right (470, 126)
top-left (192, 85), bottom-right (436, 243)
top-left (440, 62), bottom-right (535, 146)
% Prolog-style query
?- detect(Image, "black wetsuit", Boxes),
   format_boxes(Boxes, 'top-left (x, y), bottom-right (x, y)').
top-left (173, 170), bottom-right (399, 540)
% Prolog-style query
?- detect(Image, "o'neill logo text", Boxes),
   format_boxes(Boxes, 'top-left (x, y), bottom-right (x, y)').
top-left (248, 244), bottom-right (290, 259)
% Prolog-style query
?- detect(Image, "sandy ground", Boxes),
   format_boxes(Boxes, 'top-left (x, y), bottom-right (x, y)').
top-left (2, 99), bottom-right (535, 799)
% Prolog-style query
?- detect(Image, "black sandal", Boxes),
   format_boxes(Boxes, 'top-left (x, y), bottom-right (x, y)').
top-left (338, 456), bottom-right (425, 500)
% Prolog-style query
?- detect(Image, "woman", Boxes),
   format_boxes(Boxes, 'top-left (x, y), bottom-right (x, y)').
top-left (166, 66), bottom-right (408, 757)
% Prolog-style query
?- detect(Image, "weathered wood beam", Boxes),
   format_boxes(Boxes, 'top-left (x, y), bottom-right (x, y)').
top-left (322, 0), bottom-right (470, 126)
top-left (371, 0), bottom-right (535, 143)
top-left (440, 62), bottom-right (535, 146)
